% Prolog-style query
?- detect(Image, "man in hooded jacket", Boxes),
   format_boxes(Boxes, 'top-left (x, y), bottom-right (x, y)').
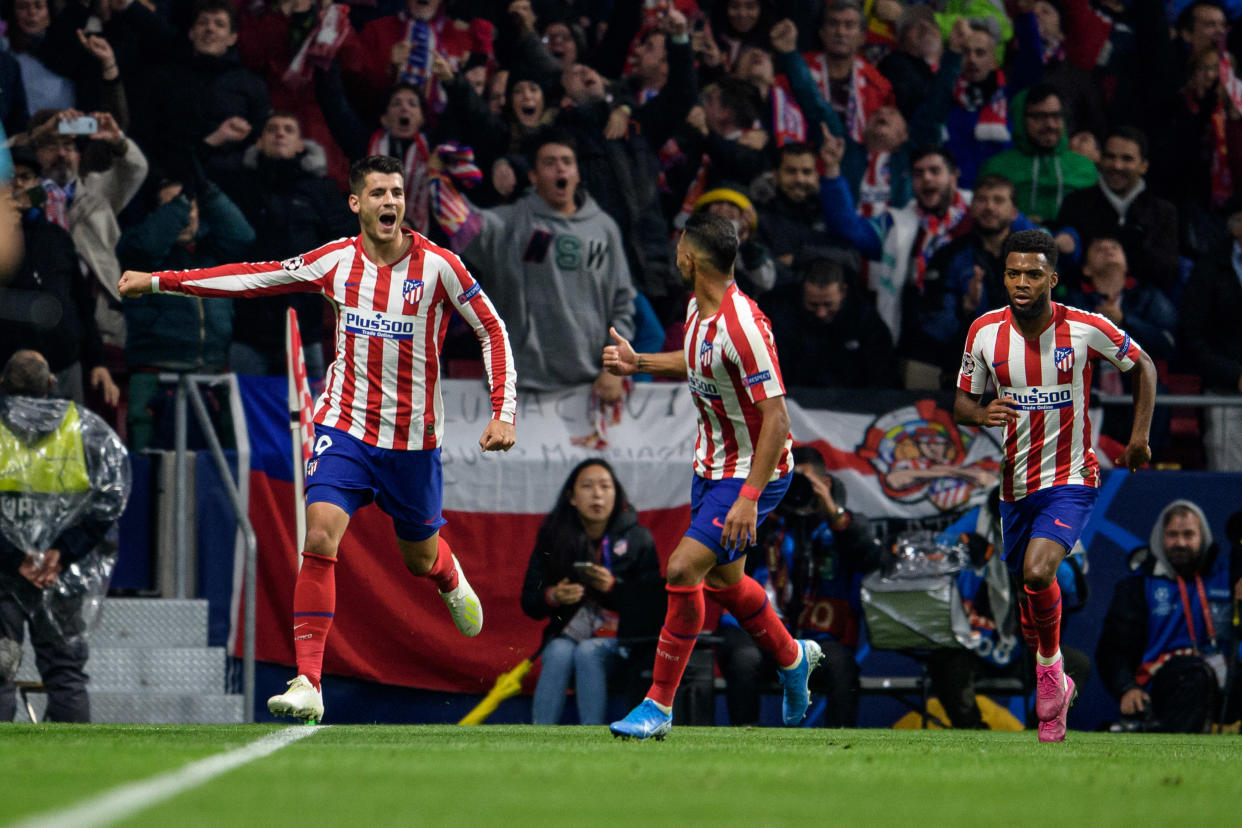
top-left (1096, 499), bottom-right (1242, 732)
top-left (978, 83), bottom-right (1096, 225)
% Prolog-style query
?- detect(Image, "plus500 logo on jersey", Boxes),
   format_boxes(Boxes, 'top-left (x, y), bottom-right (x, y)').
top-left (1001, 383), bottom-right (1073, 411)
top-left (688, 374), bottom-right (720, 399)
top-left (344, 309), bottom-right (415, 341)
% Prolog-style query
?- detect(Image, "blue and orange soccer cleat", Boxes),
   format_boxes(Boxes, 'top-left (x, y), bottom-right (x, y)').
top-left (610, 699), bottom-right (672, 741)
top-left (778, 639), bottom-right (824, 726)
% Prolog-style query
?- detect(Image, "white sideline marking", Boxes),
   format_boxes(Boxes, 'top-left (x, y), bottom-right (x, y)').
top-left (11, 726), bottom-right (324, 828)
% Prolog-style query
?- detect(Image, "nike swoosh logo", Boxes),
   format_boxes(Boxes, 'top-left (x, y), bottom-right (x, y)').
top-left (992, 359), bottom-right (1007, 367)
top-left (344, 281), bottom-right (361, 288)
top-left (1053, 518), bottom-right (1072, 529)
top-left (712, 517), bottom-right (725, 528)
top-left (293, 623), bottom-right (308, 630)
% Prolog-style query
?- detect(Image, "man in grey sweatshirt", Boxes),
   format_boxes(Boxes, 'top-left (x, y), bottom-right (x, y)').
top-left (436, 131), bottom-right (635, 399)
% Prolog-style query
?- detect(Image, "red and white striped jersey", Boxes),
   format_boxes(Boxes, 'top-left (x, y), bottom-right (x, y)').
top-left (958, 302), bottom-right (1141, 501)
top-left (153, 229), bottom-right (516, 450)
top-left (684, 283), bottom-right (792, 481)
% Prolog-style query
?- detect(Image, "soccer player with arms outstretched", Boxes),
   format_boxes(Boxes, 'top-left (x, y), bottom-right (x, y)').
top-left (955, 230), bottom-right (1156, 742)
top-left (602, 212), bottom-right (822, 740)
top-left (118, 156), bottom-right (517, 724)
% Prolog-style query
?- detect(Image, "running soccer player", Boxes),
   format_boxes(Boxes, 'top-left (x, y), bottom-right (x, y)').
top-left (602, 212), bottom-right (822, 740)
top-left (118, 155), bottom-right (517, 724)
top-left (955, 229), bottom-right (1156, 742)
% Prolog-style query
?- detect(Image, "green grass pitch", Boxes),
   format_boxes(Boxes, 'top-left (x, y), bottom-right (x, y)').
top-left (2, 725), bottom-right (1240, 827)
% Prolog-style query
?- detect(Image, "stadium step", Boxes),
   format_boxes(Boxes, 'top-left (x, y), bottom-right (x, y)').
top-left (9, 598), bottom-right (245, 724)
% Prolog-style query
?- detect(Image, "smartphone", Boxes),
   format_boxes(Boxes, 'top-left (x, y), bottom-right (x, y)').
top-left (572, 562), bottom-right (596, 572)
top-left (58, 116), bottom-right (98, 136)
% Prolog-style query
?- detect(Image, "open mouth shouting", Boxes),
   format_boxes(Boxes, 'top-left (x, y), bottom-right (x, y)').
top-left (378, 209), bottom-right (399, 231)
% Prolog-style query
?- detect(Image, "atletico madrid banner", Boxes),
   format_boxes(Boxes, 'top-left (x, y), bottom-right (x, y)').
top-left (231, 378), bottom-right (1005, 692)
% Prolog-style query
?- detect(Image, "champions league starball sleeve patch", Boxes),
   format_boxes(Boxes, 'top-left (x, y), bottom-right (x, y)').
top-left (961, 353), bottom-right (975, 377)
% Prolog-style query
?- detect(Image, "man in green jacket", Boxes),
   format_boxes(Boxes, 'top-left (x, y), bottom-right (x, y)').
top-left (978, 83), bottom-right (1096, 225)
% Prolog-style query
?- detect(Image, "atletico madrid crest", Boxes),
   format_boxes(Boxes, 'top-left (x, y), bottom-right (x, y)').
top-left (1054, 346), bottom-right (1074, 372)
top-left (402, 278), bottom-right (424, 304)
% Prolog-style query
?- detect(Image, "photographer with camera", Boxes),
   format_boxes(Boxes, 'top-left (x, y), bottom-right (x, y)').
top-left (519, 459), bottom-right (665, 725)
top-left (719, 445), bottom-right (877, 727)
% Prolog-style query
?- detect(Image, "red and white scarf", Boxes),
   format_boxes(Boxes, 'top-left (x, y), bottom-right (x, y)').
top-left (807, 54), bottom-right (868, 143)
top-left (282, 3), bottom-right (352, 89)
top-left (912, 189), bottom-right (969, 288)
top-left (770, 84), bottom-right (806, 147)
top-left (368, 130), bottom-right (430, 233)
top-left (953, 70), bottom-right (1010, 144)
top-left (858, 151), bottom-right (891, 217)
top-left (1211, 52), bottom-right (1242, 206)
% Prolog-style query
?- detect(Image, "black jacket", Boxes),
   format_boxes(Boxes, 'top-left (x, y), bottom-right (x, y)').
top-left (218, 143), bottom-right (355, 355)
top-left (1179, 244), bottom-right (1242, 393)
top-left (520, 507), bottom-right (665, 646)
top-left (138, 47), bottom-right (270, 184)
top-left (760, 283), bottom-right (899, 389)
top-left (1056, 183), bottom-right (1179, 292)
top-left (0, 212), bottom-right (103, 375)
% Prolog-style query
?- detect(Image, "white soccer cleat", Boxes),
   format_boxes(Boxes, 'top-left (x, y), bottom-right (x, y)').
top-left (267, 675), bottom-right (324, 724)
top-left (440, 555), bottom-right (483, 637)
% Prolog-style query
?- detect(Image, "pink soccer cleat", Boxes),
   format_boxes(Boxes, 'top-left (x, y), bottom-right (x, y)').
top-left (1038, 675), bottom-right (1077, 743)
top-left (1035, 656), bottom-right (1068, 722)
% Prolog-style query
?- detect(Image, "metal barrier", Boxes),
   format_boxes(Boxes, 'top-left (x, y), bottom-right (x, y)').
top-left (164, 373), bottom-right (256, 724)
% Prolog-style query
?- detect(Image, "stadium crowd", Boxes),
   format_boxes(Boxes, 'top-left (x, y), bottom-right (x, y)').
top-left (2, 0), bottom-right (1242, 728)
top-left (2, 0), bottom-right (1242, 466)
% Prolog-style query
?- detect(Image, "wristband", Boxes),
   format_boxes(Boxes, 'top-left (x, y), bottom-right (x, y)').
top-left (739, 484), bottom-right (761, 501)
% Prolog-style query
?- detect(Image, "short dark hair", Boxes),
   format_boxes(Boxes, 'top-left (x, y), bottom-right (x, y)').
top-left (1105, 125), bottom-right (1149, 161)
top-left (792, 444), bottom-right (827, 473)
top-left (819, 0), bottom-right (863, 28)
top-left (911, 144), bottom-right (957, 172)
top-left (708, 77), bottom-right (760, 129)
top-left (973, 174), bottom-right (1015, 202)
top-left (193, 0), bottom-right (238, 33)
top-left (1, 350), bottom-right (50, 397)
top-left (385, 83), bottom-right (424, 109)
top-left (777, 141), bottom-right (815, 165)
top-left (1178, 1), bottom-right (1226, 33)
top-left (1001, 229), bottom-right (1058, 269)
top-left (683, 211), bottom-right (738, 274)
top-left (804, 258), bottom-right (848, 289)
top-left (1024, 83), bottom-right (1061, 112)
top-left (349, 155), bottom-right (405, 195)
top-left (526, 128), bottom-right (577, 166)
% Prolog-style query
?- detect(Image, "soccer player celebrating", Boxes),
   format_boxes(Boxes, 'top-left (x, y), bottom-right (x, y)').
top-left (955, 230), bottom-right (1156, 742)
top-left (118, 155), bottom-right (517, 723)
top-left (602, 212), bottom-right (822, 740)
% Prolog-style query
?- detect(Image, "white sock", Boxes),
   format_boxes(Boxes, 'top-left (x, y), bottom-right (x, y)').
top-left (1035, 648), bottom-right (1062, 668)
top-left (779, 643), bottom-right (804, 671)
top-left (646, 698), bottom-right (672, 715)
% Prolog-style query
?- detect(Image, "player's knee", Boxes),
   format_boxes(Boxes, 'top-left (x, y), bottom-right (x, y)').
top-left (665, 559), bottom-right (700, 586)
top-left (303, 527), bottom-right (340, 559)
top-left (1024, 563), bottom-right (1056, 591)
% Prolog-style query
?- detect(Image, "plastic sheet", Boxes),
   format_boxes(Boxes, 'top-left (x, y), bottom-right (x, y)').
top-left (0, 396), bottom-right (131, 649)
top-left (861, 530), bottom-right (1015, 659)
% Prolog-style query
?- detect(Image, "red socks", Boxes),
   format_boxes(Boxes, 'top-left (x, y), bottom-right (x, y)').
top-left (648, 583), bottom-right (705, 708)
top-left (1024, 582), bottom-right (1062, 660)
top-left (707, 577), bottom-right (801, 668)
top-left (1017, 597), bottom-right (1040, 654)
top-left (424, 536), bottom-right (460, 593)
top-left (293, 552), bottom-right (337, 689)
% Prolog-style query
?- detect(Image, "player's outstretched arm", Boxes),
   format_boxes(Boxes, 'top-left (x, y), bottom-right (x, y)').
top-left (1117, 350), bottom-right (1156, 472)
top-left (118, 270), bottom-right (154, 297)
top-left (478, 419), bottom-right (516, 452)
top-left (603, 327), bottom-right (687, 379)
top-left (953, 389), bottom-right (1018, 427)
